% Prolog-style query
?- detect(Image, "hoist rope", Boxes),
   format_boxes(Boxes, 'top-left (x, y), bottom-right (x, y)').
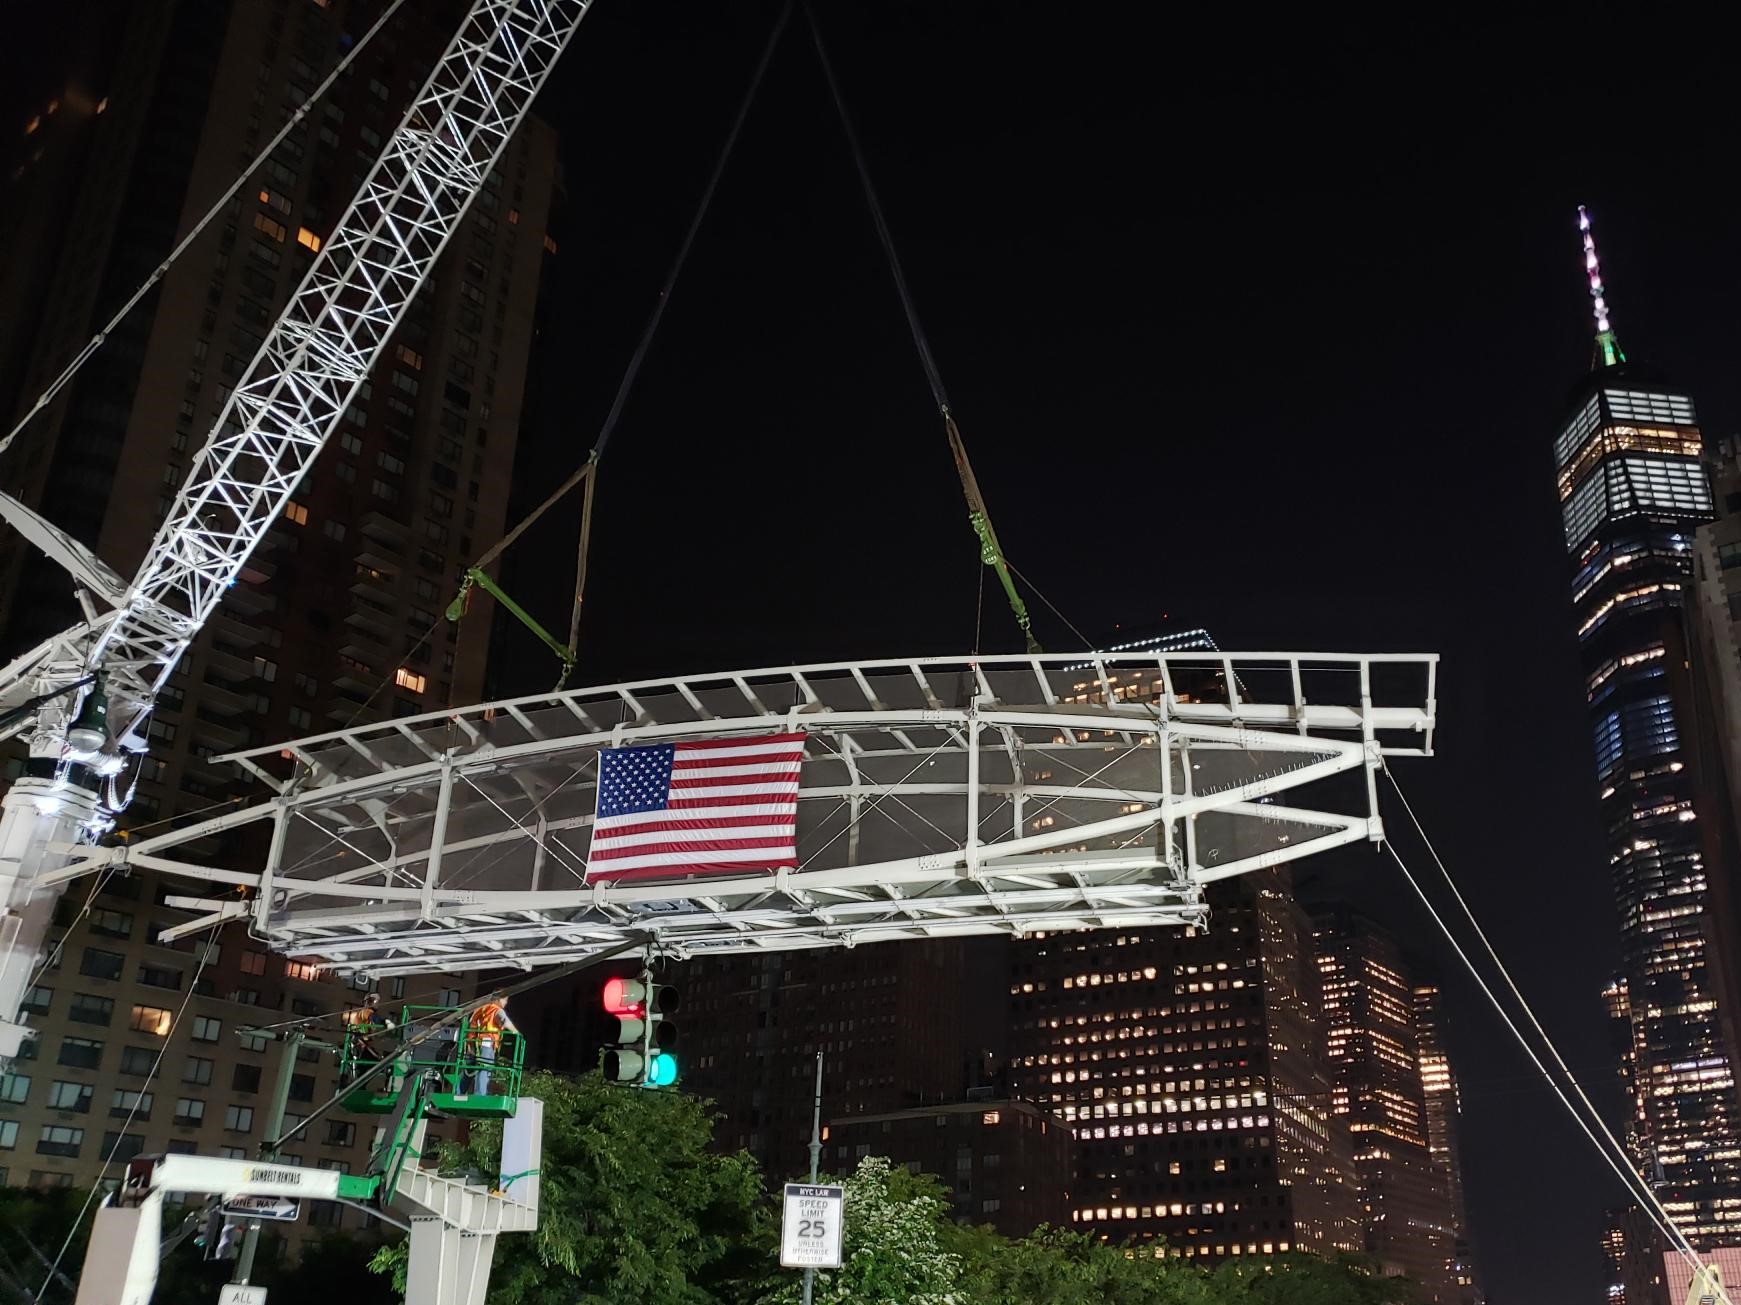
top-left (0, 0), bottom-right (411, 464)
top-left (805, 4), bottom-right (1039, 652)
top-left (349, 0), bottom-right (793, 720)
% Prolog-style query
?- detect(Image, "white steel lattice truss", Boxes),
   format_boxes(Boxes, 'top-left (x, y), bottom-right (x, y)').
top-left (0, 0), bottom-right (593, 739)
top-left (45, 652), bottom-right (1438, 977)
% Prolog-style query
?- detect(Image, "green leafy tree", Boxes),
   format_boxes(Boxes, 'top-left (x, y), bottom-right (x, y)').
top-left (371, 1070), bottom-right (766, 1304)
top-left (950, 1224), bottom-right (1222, 1305)
top-left (1211, 1252), bottom-right (1420, 1305)
top-left (755, 1156), bottom-right (962, 1305)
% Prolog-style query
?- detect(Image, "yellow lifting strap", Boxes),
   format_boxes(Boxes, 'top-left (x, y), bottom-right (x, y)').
top-left (943, 409), bottom-right (1039, 653)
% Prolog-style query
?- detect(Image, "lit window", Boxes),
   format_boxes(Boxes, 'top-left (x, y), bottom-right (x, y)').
top-left (129, 1006), bottom-right (172, 1037)
top-left (395, 668), bottom-right (426, 694)
top-left (296, 227), bottom-right (321, 252)
top-left (284, 501), bottom-right (308, 526)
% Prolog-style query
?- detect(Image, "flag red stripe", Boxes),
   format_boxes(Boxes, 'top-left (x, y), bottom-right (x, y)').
top-left (667, 776), bottom-right (799, 791)
top-left (590, 836), bottom-right (796, 862)
top-left (671, 734), bottom-right (806, 753)
top-left (592, 815), bottom-right (796, 841)
top-left (666, 793), bottom-right (798, 810)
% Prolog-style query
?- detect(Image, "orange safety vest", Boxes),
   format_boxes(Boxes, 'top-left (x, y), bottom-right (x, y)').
top-left (465, 1002), bottom-right (511, 1053)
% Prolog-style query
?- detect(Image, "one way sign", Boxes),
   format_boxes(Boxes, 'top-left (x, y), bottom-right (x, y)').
top-left (222, 1194), bottom-right (301, 1222)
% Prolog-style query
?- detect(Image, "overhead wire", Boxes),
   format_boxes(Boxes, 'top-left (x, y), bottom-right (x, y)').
top-left (335, 0), bottom-right (794, 732)
top-left (0, 0), bottom-right (411, 464)
top-left (1380, 767), bottom-right (1719, 1293)
top-left (267, 935), bottom-right (649, 1153)
top-left (32, 918), bottom-right (226, 1303)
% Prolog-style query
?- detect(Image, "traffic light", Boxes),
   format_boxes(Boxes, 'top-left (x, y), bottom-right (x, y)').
top-left (601, 972), bottom-right (679, 1088)
top-left (198, 1210), bottom-right (245, 1261)
top-left (195, 1208), bottom-right (221, 1258)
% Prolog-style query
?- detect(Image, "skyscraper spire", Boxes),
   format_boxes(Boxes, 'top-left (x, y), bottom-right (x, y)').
top-left (1579, 205), bottom-right (1626, 369)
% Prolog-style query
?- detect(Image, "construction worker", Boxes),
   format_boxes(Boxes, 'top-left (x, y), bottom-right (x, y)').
top-left (463, 997), bottom-right (517, 1095)
top-left (340, 993), bottom-right (388, 1086)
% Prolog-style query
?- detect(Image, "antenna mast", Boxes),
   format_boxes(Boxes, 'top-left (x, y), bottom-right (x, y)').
top-left (1579, 205), bottom-right (1625, 369)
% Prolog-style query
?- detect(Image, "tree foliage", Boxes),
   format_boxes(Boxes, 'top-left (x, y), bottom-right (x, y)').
top-left (358, 1072), bottom-right (1421, 1305)
top-left (373, 1070), bottom-right (767, 1305)
top-left (754, 1156), bottom-right (962, 1305)
top-left (949, 1223), bottom-right (1226, 1305)
top-left (1210, 1252), bottom-right (1420, 1305)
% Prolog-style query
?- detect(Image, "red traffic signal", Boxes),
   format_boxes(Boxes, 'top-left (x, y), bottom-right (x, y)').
top-left (601, 973), bottom-right (680, 1087)
top-left (602, 976), bottom-right (641, 1016)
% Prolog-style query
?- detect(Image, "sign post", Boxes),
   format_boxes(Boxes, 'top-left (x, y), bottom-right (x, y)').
top-left (780, 1183), bottom-right (844, 1271)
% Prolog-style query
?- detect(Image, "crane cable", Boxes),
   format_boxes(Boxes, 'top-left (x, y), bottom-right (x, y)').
top-left (0, 0), bottom-right (410, 465)
top-left (442, 0), bottom-right (795, 689)
top-left (1382, 764), bottom-right (1724, 1297)
top-left (353, 0), bottom-right (793, 716)
top-left (804, 4), bottom-right (1040, 654)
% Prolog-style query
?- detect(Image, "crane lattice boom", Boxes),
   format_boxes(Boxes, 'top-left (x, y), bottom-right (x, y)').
top-left (0, 0), bottom-right (592, 1065)
top-left (92, 0), bottom-right (591, 734)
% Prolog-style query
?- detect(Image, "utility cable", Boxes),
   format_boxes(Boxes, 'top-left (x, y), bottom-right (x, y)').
top-left (1381, 778), bottom-right (1716, 1291)
top-left (267, 935), bottom-right (648, 1153)
top-left (0, 0), bottom-right (410, 464)
top-left (33, 919), bottom-right (225, 1303)
top-left (1005, 559), bottom-right (1094, 652)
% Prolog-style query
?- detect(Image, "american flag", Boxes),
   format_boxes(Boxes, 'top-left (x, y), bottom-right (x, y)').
top-left (584, 732), bottom-right (806, 885)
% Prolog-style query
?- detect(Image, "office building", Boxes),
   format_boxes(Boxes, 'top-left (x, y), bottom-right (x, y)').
top-left (0, 0), bottom-right (559, 1218)
top-left (1006, 873), bottom-right (1364, 1263)
top-left (665, 940), bottom-right (995, 1184)
top-left (1552, 210), bottom-right (1741, 1251)
top-left (1688, 437), bottom-right (1741, 1071)
top-left (825, 1099), bottom-right (1075, 1237)
top-left (1313, 909), bottom-right (1457, 1302)
top-left (1602, 1205), bottom-right (1669, 1305)
top-left (1413, 983), bottom-right (1482, 1305)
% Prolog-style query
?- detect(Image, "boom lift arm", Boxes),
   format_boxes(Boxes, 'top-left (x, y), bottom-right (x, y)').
top-left (0, 0), bottom-right (595, 1059)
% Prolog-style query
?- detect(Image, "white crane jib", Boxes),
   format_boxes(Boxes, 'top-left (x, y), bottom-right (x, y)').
top-left (0, 0), bottom-right (594, 1059)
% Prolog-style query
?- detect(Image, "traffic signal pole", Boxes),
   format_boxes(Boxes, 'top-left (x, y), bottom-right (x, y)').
top-left (233, 1027), bottom-right (305, 1286)
top-left (802, 1049), bottom-right (823, 1305)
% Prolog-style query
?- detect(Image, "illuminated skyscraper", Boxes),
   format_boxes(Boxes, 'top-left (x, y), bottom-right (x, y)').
top-left (1552, 208), bottom-right (1741, 1250)
top-left (1006, 873), bottom-right (1364, 1263)
top-left (1413, 983), bottom-right (1482, 1305)
top-left (1313, 909), bottom-right (1457, 1303)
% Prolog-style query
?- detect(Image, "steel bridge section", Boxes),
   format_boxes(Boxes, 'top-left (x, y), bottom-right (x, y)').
top-left (47, 651), bottom-right (1436, 977)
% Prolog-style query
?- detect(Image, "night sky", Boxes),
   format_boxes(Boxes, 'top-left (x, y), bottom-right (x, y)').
top-left (9, 4), bottom-right (1741, 1301)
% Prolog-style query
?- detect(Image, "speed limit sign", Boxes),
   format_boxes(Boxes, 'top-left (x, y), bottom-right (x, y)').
top-left (780, 1183), bottom-right (844, 1268)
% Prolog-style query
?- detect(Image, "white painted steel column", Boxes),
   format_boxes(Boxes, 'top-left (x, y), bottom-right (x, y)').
top-left (253, 799), bottom-right (291, 934)
top-left (422, 758), bottom-right (456, 919)
top-left (0, 777), bottom-right (99, 1060)
top-left (964, 707), bottom-right (982, 875)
